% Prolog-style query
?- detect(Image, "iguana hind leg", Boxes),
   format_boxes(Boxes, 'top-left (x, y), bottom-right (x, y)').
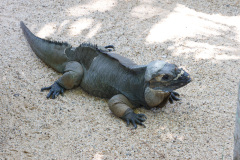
top-left (41, 61), bottom-right (83, 99)
top-left (108, 94), bottom-right (147, 129)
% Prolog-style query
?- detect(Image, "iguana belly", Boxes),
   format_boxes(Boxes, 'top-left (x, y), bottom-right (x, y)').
top-left (80, 75), bottom-right (120, 98)
top-left (80, 55), bottom-right (122, 98)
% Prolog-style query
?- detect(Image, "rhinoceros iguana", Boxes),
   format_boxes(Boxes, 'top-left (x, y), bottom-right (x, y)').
top-left (20, 21), bottom-right (191, 128)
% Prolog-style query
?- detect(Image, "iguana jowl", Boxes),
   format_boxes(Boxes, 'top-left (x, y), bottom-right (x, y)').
top-left (20, 21), bottom-right (191, 128)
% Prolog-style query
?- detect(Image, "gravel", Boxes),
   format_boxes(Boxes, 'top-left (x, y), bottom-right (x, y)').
top-left (1, 0), bottom-right (240, 159)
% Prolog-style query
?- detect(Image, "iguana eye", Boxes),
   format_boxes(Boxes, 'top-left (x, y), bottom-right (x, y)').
top-left (154, 75), bottom-right (163, 81)
top-left (162, 75), bottom-right (169, 81)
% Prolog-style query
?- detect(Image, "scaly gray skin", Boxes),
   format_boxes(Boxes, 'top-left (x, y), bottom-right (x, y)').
top-left (20, 21), bottom-right (191, 129)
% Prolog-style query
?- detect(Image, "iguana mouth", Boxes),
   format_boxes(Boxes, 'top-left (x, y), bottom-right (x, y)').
top-left (149, 69), bottom-right (191, 92)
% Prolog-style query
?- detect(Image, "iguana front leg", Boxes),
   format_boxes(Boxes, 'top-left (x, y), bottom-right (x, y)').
top-left (41, 61), bottom-right (83, 99)
top-left (108, 94), bottom-right (147, 129)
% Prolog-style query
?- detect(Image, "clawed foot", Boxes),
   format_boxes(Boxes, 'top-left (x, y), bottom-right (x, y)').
top-left (41, 82), bottom-right (65, 99)
top-left (169, 91), bottom-right (181, 104)
top-left (121, 110), bottom-right (147, 129)
top-left (104, 45), bottom-right (115, 51)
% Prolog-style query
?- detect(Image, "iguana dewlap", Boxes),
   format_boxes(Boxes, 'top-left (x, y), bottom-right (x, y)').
top-left (20, 21), bottom-right (191, 128)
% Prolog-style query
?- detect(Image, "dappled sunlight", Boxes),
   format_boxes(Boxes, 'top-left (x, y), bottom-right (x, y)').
top-left (160, 126), bottom-right (166, 130)
top-left (37, 23), bottom-right (57, 38)
top-left (155, 125), bottom-right (185, 142)
top-left (215, 54), bottom-right (240, 60)
top-left (30, 19), bottom-right (102, 42)
top-left (178, 135), bottom-right (184, 141)
top-left (146, 4), bottom-right (240, 61)
top-left (170, 40), bottom-right (240, 60)
top-left (93, 152), bottom-right (104, 160)
top-left (147, 4), bottom-right (240, 43)
top-left (86, 23), bottom-right (102, 39)
top-left (146, 4), bottom-right (231, 43)
top-left (195, 52), bottom-right (214, 60)
top-left (69, 18), bottom-right (94, 36)
top-left (160, 132), bottom-right (185, 142)
top-left (67, 0), bottom-right (117, 16)
top-left (36, 19), bottom-right (102, 39)
top-left (131, 4), bottom-right (168, 19)
top-left (57, 20), bottom-right (70, 34)
top-left (166, 132), bottom-right (174, 140)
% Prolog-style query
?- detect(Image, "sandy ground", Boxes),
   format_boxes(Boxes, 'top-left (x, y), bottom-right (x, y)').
top-left (1, 0), bottom-right (240, 159)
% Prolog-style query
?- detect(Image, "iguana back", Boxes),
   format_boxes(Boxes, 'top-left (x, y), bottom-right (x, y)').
top-left (67, 44), bottom-right (147, 105)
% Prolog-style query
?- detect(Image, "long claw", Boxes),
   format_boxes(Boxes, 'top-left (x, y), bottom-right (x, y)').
top-left (138, 114), bottom-right (147, 119)
top-left (52, 91), bottom-right (57, 99)
top-left (41, 86), bottom-right (51, 91)
top-left (60, 88), bottom-right (64, 96)
top-left (131, 119), bottom-right (137, 129)
top-left (46, 90), bottom-right (53, 98)
top-left (171, 93), bottom-right (181, 101)
top-left (126, 119), bottom-right (130, 127)
top-left (135, 119), bottom-right (146, 128)
top-left (55, 92), bottom-right (60, 97)
top-left (138, 117), bottom-right (146, 122)
top-left (172, 91), bottom-right (180, 96)
top-left (169, 96), bottom-right (173, 104)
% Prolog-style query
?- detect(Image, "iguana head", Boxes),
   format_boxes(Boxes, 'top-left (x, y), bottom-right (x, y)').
top-left (144, 60), bottom-right (191, 108)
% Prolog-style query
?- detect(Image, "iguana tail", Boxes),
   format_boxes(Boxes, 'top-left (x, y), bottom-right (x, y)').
top-left (20, 21), bottom-right (71, 73)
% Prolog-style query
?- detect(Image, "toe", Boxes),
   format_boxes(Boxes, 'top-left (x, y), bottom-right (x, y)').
top-left (41, 86), bottom-right (51, 91)
top-left (46, 90), bottom-right (53, 98)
